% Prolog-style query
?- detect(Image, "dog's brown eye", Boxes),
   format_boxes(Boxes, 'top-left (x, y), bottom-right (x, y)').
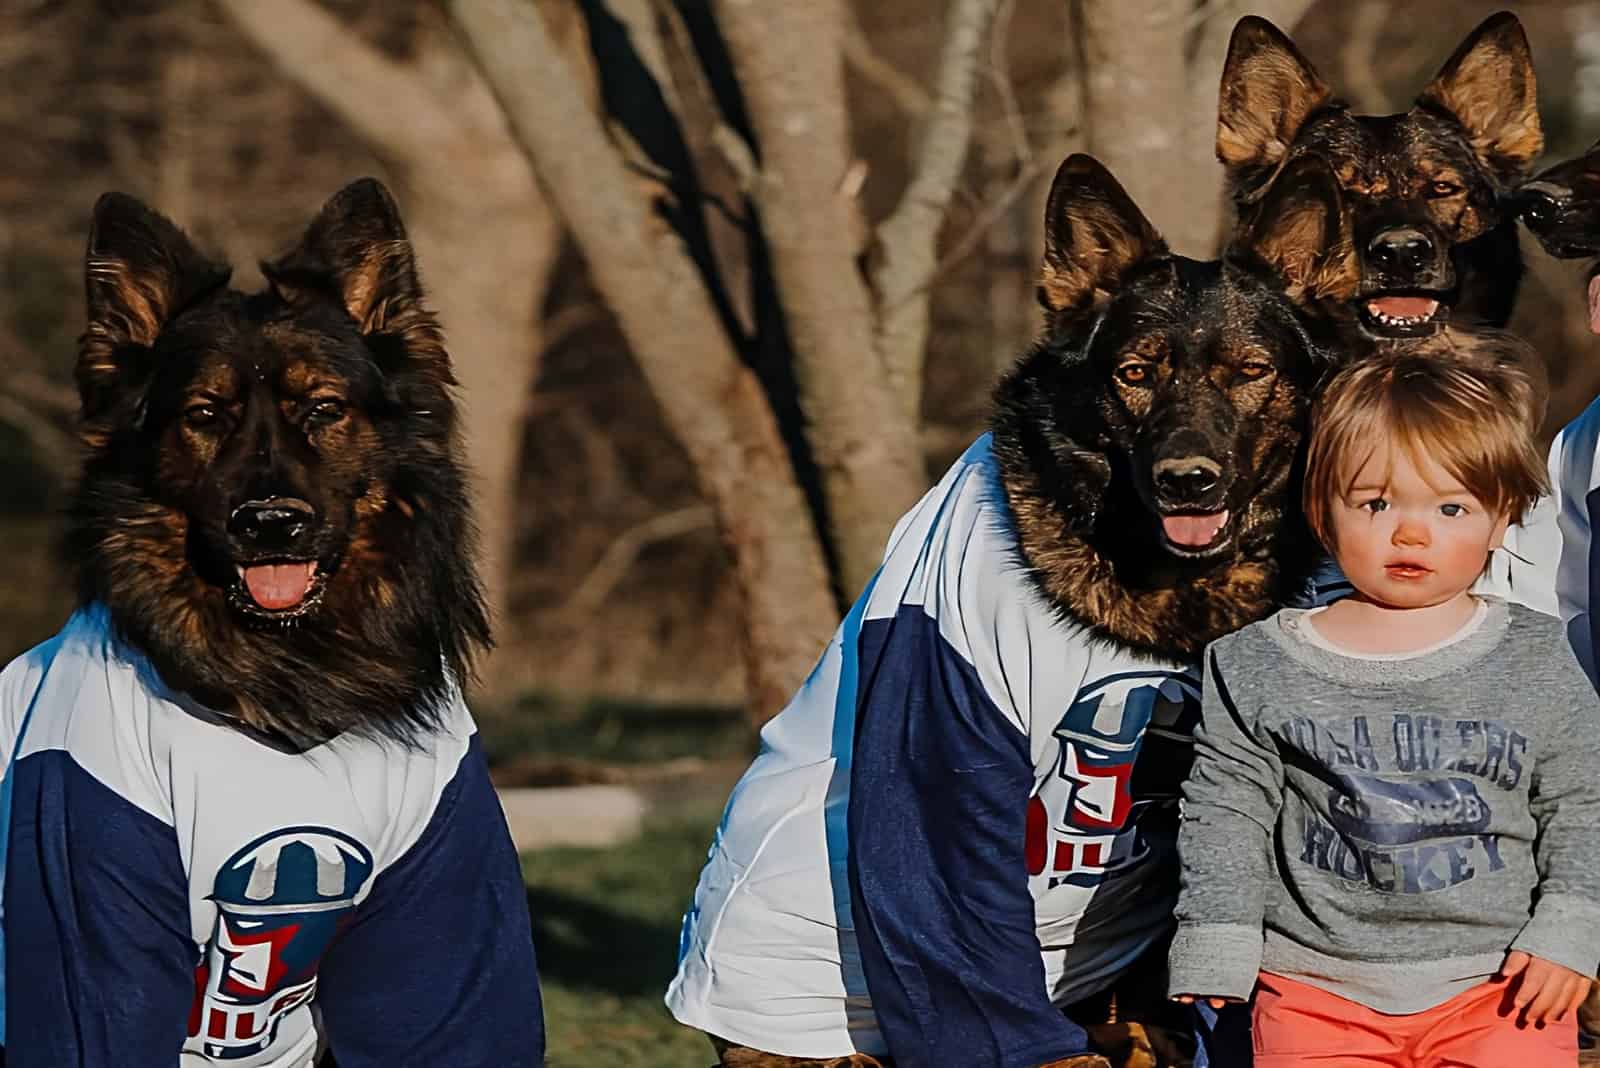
top-left (1117, 363), bottom-right (1151, 386)
top-left (1427, 180), bottom-right (1463, 199)
top-left (1238, 362), bottom-right (1272, 380)
top-left (184, 404), bottom-right (219, 428)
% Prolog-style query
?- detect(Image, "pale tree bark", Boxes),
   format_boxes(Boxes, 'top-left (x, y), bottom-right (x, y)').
top-left (214, 0), bottom-right (561, 695)
top-left (711, 0), bottom-right (926, 599)
top-left (449, 0), bottom-right (840, 723)
top-left (873, 0), bottom-right (1000, 424)
top-left (1076, 0), bottom-right (1318, 256)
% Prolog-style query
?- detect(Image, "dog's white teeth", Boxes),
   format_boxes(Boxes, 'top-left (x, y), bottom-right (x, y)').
top-left (235, 565), bottom-right (246, 580)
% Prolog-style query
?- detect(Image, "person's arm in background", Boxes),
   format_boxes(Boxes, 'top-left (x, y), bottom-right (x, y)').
top-left (1500, 394), bottom-right (1600, 681)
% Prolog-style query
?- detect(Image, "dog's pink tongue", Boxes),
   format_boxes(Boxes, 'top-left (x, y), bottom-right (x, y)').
top-left (1368, 296), bottom-right (1438, 319)
top-left (1588, 274), bottom-right (1600, 335)
top-left (243, 562), bottom-right (316, 610)
top-left (1163, 511), bottom-right (1229, 547)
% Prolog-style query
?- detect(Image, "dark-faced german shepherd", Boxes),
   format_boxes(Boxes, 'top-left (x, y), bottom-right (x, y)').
top-left (1219, 11), bottom-right (1542, 338)
top-left (992, 153), bottom-right (1339, 661)
top-left (1517, 138), bottom-right (1600, 335)
top-left (69, 179), bottom-right (490, 747)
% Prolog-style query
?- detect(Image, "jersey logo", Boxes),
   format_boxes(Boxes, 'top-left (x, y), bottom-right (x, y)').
top-left (188, 826), bottom-right (374, 1058)
top-left (1026, 670), bottom-right (1200, 888)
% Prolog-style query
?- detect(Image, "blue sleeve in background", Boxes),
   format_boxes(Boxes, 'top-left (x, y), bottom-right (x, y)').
top-left (315, 736), bottom-right (545, 1067)
top-left (846, 606), bottom-right (1092, 1068)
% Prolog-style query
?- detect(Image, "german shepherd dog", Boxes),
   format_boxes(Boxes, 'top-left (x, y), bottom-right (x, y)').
top-left (1218, 11), bottom-right (1543, 338)
top-left (1, 180), bottom-right (543, 1065)
top-left (1517, 138), bottom-right (1600, 335)
top-left (994, 155), bottom-right (1341, 659)
top-left (70, 179), bottom-right (489, 747)
top-left (697, 155), bottom-right (1339, 1068)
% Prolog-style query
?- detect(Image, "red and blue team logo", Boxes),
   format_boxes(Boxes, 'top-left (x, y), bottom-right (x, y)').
top-left (1026, 670), bottom-right (1200, 888)
top-left (188, 826), bottom-right (374, 1058)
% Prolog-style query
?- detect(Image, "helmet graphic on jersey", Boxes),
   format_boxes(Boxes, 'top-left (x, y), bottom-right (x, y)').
top-left (1026, 670), bottom-right (1201, 888)
top-left (189, 826), bottom-right (375, 1059)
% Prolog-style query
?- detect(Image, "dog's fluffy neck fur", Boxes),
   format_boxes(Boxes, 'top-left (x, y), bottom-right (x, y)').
top-left (991, 419), bottom-right (1312, 662)
top-left (68, 464), bottom-right (489, 751)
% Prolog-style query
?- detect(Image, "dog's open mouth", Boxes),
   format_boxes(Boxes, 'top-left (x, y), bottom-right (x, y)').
top-left (1160, 510), bottom-right (1231, 556)
top-left (1359, 293), bottom-right (1448, 337)
top-left (230, 559), bottom-right (329, 620)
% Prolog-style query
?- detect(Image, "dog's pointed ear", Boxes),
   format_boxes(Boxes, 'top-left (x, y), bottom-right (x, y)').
top-left (263, 179), bottom-right (447, 375)
top-left (79, 193), bottom-right (231, 435)
top-left (1039, 155), bottom-right (1167, 321)
top-left (1418, 12), bottom-right (1542, 181)
top-left (1216, 17), bottom-right (1332, 177)
top-left (1233, 156), bottom-right (1353, 303)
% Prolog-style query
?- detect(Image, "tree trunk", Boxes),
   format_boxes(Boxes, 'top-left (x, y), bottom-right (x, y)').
top-left (449, 0), bottom-right (840, 723)
top-left (1075, 0), bottom-right (1320, 257)
top-left (712, 0), bottom-right (926, 601)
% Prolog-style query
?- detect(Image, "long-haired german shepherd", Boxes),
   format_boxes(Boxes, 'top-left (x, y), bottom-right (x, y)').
top-left (1517, 138), bottom-right (1600, 335)
top-left (70, 179), bottom-right (489, 747)
top-left (0, 181), bottom-right (542, 1066)
top-left (1219, 11), bottom-right (1542, 338)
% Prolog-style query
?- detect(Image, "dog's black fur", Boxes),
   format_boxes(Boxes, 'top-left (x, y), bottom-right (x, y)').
top-left (1516, 138), bottom-right (1600, 339)
top-left (1220, 12), bottom-right (1543, 338)
top-left (1518, 138), bottom-right (1600, 259)
top-left (990, 155), bottom-right (1338, 660)
top-left (66, 179), bottom-right (489, 749)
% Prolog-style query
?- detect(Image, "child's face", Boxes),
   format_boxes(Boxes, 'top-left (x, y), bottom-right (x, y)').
top-left (1327, 441), bottom-right (1510, 610)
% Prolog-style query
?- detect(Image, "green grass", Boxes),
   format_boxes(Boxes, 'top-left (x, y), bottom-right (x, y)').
top-left (482, 693), bottom-right (753, 776)
top-left (523, 803), bottom-right (723, 1068)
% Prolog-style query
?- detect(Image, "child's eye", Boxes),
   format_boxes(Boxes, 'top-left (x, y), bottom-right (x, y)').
top-left (1361, 498), bottom-right (1389, 514)
top-left (1439, 503), bottom-right (1466, 517)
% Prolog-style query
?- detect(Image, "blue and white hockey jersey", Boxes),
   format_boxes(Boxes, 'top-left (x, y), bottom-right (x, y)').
top-left (667, 436), bottom-right (1202, 1064)
top-left (0, 605), bottom-right (543, 1067)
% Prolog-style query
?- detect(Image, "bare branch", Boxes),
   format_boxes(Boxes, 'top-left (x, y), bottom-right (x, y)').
top-left (214, 0), bottom-right (464, 165)
top-left (561, 505), bottom-right (714, 617)
top-left (872, 0), bottom-right (999, 421)
top-left (448, 0), bottom-right (840, 720)
top-left (987, 0), bottom-right (1031, 166)
top-left (711, 0), bottom-right (926, 596)
top-left (841, 6), bottom-right (932, 119)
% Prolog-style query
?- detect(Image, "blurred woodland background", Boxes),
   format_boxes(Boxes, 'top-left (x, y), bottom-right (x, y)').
top-left (4, 0), bottom-right (1600, 735)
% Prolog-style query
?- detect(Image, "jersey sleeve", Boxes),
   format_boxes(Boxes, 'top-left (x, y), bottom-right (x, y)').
top-left (844, 478), bottom-right (1095, 1068)
top-left (2, 748), bottom-right (194, 1066)
top-left (313, 734), bottom-right (544, 1067)
top-left (846, 603), bottom-right (1093, 1068)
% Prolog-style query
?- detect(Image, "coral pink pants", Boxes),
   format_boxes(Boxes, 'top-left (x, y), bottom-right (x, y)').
top-left (1251, 971), bottom-right (1577, 1067)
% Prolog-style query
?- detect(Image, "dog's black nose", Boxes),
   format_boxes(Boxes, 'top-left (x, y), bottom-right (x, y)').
top-left (1153, 456), bottom-right (1221, 503)
top-left (1515, 184), bottom-right (1568, 231)
top-left (229, 497), bottom-right (317, 549)
top-left (1367, 227), bottom-right (1435, 277)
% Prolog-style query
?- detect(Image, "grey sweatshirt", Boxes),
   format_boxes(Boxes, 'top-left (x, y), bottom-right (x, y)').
top-left (1167, 598), bottom-right (1600, 1013)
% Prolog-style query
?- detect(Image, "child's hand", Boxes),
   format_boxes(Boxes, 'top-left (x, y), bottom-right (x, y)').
top-left (1171, 993), bottom-right (1240, 1010)
top-left (1498, 950), bottom-right (1591, 1025)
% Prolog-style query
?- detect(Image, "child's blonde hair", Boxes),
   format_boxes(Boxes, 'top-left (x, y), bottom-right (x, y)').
top-left (1303, 342), bottom-right (1548, 551)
